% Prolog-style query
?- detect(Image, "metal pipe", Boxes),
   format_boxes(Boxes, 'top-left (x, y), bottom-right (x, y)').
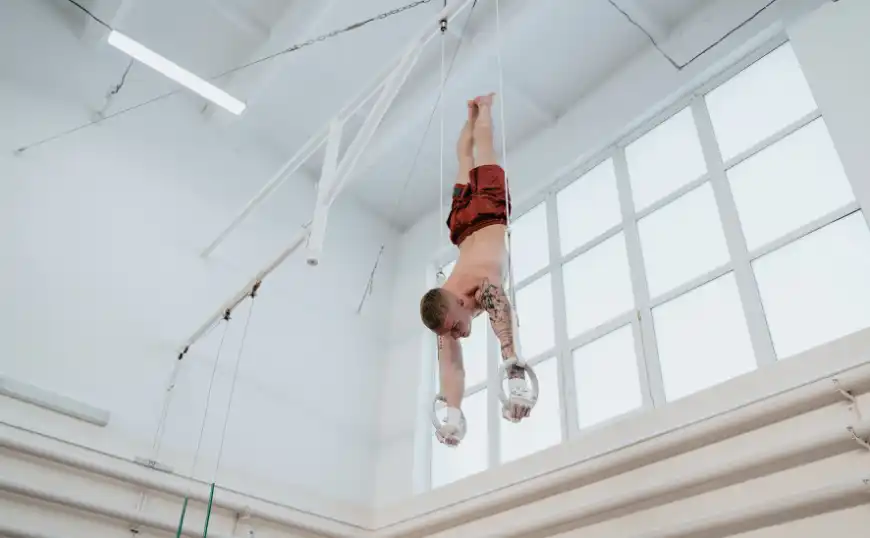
top-left (326, 46), bottom-right (424, 207)
top-left (200, 0), bottom-right (471, 258)
top-left (0, 420), bottom-right (365, 536)
top-left (374, 361), bottom-right (870, 532)
top-left (426, 419), bottom-right (870, 538)
top-left (639, 478), bottom-right (870, 538)
top-left (4, 365), bottom-right (869, 538)
top-left (0, 523), bottom-right (56, 538)
top-left (307, 120), bottom-right (345, 267)
top-left (182, 223), bottom-right (310, 352)
top-left (0, 479), bottom-right (230, 538)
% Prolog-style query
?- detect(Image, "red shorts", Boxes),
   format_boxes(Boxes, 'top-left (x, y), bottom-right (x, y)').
top-left (447, 164), bottom-right (511, 246)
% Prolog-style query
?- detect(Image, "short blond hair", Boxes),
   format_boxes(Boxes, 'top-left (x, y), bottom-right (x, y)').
top-left (420, 288), bottom-right (448, 332)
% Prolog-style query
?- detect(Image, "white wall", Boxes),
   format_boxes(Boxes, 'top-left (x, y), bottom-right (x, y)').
top-left (373, 0), bottom-right (867, 506)
top-left (0, 0), bottom-right (398, 512)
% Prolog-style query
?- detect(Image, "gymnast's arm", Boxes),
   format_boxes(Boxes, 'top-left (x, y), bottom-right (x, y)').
top-left (476, 277), bottom-right (524, 378)
top-left (438, 335), bottom-right (465, 409)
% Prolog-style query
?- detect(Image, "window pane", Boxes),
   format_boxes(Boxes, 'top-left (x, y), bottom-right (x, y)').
top-left (463, 315), bottom-right (490, 387)
top-left (653, 273), bottom-right (756, 401)
top-left (435, 317), bottom-right (490, 392)
top-left (563, 233), bottom-right (634, 338)
top-left (515, 274), bottom-right (555, 359)
top-left (499, 358), bottom-right (561, 463)
top-left (729, 119), bottom-right (855, 251)
top-left (753, 213), bottom-right (870, 359)
top-left (557, 160), bottom-right (622, 254)
top-left (573, 325), bottom-right (643, 429)
top-left (626, 108), bottom-right (707, 211)
top-left (707, 43), bottom-right (818, 162)
top-left (431, 389), bottom-right (488, 488)
top-left (510, 203), bottom-right (549, 283)
top-left (638, 183), bottom-right (730, 297)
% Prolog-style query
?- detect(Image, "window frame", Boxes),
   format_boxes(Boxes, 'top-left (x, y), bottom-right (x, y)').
top-left (423, 34), bottom-right (867, 490)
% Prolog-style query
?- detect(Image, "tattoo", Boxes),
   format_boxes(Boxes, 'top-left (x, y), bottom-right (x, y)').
top-left (477, 279), bottom-right (524, 379)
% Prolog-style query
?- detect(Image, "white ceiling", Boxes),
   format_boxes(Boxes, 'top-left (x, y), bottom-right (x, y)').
top-left (38, 0), bottom-right (719, 230)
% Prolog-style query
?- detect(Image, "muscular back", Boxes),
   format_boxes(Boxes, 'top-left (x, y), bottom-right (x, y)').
top-left (444, 224), bottom-right (508, 311)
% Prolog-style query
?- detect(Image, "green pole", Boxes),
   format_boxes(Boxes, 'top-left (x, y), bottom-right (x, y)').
top-left (202, 482), bottom-right (216, 538)
top-left (175, 496), bottom-right (189, 538)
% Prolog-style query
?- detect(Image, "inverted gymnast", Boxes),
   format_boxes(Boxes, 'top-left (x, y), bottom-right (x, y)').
top-left (420, 93), bottom-right (534, 446)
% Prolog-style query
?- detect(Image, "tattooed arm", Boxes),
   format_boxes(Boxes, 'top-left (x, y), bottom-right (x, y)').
top-left (438, 335), bottom-right (465, 408)
top-left (475, 278), bottom-right (525, 379)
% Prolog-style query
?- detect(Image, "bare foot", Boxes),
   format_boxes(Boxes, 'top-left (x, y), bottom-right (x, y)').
top-left (467, 99), bottom-right (478, 122)
top-left (475, 92), bottom-right (496, 108)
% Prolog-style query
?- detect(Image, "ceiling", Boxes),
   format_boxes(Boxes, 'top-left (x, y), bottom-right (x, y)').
top-left (35, 0), bottom-right (718, 230)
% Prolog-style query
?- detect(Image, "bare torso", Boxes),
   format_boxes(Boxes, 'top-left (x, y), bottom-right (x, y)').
top-left (443, 224), bottom-right (507, 314)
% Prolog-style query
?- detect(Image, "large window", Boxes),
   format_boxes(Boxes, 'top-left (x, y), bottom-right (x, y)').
top-left (427, 41), bottom-right (869, 488)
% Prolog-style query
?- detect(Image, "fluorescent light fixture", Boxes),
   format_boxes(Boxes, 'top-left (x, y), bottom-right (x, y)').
top-left (107, 30), bottom-right (246, 115)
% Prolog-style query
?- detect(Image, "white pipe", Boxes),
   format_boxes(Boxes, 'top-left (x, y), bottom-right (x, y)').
top-left (200, 0), bottom-right (470, 258)
top-left (0, 375), bottom-right (110, 427)
top-left (0, 479), bottom-right (231, 538)
top-left (637, 478), bottom-right (870, 538)
top-left (0, 432), bottom-right (360, 538)
top-left (326, 48), bottom-right (424, 206)
top-left (200, 132), bottom-right (324, 259)
top-left (4, 370), bottom-right (870, 538)
top-left (183, 224), bottom-right (310, 351)
top-left (307, 120), bottom-right (345, 267)
top-left (0, 523), bottom-right (55, 538)
top-left (327, 0), bottom-right (476, 207)
top-left (427, 418), bottom-right (870, 538)
top-left (374, 361), bottom-right (870, 532)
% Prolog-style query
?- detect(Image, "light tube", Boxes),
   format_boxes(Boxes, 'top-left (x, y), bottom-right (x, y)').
top-left (107, 30), bottom-right (246, 115)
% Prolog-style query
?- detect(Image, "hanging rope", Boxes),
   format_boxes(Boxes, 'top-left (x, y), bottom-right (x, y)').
top-left (356, 1), bottom-right (479, 314)
top-left (189, 309), bottom-right (232, 482)
top-left (439, 17), bottom-right (447, 255)
top-left (203, 292), bottom-right (258, 538)
top-left (213, 295), bottom-right (257, 481)
top-left (494, 0), bottom-right (520, 336)
top-left (171, 307), bottom-right (233, 538)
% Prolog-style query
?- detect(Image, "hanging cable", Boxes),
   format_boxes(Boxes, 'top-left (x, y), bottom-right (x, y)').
top-left (439, 16), bottom-right (447, 256)
top-left (171, 308), bottom-right (232, 538)
top-left (356, 1), bottom-right (479, 314)
top-left (203, 294), bottom-right (257, 538)
top-left (212, 295), bottom-right (257, 482)
top-left (494, 0), bottom-right (520, 334)
top-left (17, 0), bottom-right (439, 155)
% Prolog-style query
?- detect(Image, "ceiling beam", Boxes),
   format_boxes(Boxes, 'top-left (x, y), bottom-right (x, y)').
top-left (343, 0), bottom-right (540, 180)
top-left (79, 0), bottom-right (137, 44)
top-left (609, 0), bottom-right (670, 43)
top-left (202, 0), bottom-right (339, 121)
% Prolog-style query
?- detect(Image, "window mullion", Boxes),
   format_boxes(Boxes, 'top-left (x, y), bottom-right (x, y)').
top-left (691, 98), bottom-right (778, 367)
top-left (546, 193), bottom-right (575, 441)
top-left (613, 148), bottom-right (666, 408)
top-left (487, 313), bottom-right (500, 469)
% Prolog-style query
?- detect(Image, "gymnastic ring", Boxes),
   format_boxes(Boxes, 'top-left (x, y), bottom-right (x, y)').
top-left (497, 357), bottom-right (539, 408)
top-left (430, 395), bottom-right (467, 439)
